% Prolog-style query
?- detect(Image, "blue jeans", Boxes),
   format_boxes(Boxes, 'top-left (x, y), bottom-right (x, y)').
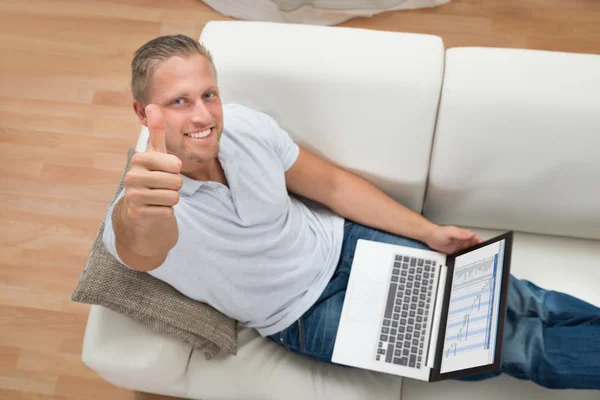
top-left (268, 221), bottom-right (600, 389)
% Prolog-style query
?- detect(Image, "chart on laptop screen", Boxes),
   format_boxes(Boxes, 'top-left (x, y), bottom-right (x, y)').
top-left (440, 240), bottom-right (505, 374)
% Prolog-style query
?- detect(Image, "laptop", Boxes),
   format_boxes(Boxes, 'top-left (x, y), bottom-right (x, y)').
top-left (332, 231), bottom-right (513, 382)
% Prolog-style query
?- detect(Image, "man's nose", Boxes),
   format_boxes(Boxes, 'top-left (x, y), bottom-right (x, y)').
top-left (190, 100), bottom-right (212, 124)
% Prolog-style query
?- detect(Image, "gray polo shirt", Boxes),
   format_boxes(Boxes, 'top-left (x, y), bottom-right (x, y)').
top-left (103, 103), bottom-right (344, 336)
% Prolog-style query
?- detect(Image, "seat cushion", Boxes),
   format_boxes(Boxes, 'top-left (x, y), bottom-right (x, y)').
top-left (401, 227), bottom-right (600, 400)
top-left (186, 327), bottom-right (403, 400)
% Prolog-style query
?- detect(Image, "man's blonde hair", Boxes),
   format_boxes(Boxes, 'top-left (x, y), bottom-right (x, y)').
top-left (131, 34), bottom-right (215, 104)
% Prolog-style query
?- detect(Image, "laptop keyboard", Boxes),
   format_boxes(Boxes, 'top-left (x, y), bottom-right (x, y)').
top-left (376, 255), bottom-right (437, 369)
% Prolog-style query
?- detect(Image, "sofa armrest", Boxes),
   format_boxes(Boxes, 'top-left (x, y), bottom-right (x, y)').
top-left (82, 305), bottom-right (191, 395)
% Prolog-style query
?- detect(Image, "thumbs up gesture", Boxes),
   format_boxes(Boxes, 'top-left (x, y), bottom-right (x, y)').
top-left (124, 105), bottom-right (184, 221)
top-left (146, 104), bottom-right (168, 153)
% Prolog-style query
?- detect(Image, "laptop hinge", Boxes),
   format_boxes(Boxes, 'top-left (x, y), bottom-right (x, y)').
top-left (425, 263), bottom-right (447, 369)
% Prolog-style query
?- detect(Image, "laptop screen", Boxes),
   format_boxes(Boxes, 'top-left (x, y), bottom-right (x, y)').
top-left (438, 238), bottom-right (508, 374)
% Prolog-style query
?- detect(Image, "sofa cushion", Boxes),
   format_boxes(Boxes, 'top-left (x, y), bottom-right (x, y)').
top-left (72, 149), bottom-right (238, 359)
top-left (186, 327), bottom-right (403, 400)
top-left (424, 47), bottom-right (600, 240)
top-left (200, 20), bottom-right (445, 213)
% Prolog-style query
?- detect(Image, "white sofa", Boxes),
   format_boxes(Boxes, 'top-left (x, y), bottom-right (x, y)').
top-left (81, 21), bottom-right (600, 400)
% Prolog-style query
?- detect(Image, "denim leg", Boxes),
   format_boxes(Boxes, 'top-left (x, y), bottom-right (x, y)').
top-left (458, 276), bottom-right (600, 389)
top-left (507, 277), bottom-right (600, 327)
top-left (500, 276), bottom-right (600, 389)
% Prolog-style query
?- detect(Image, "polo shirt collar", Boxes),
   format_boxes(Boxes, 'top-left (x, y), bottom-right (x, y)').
top-left (179, 174), bottom-right (204, 196)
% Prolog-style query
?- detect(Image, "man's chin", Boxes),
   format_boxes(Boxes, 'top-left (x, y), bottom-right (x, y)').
top-left (182, 150), bottom-right (219, 164)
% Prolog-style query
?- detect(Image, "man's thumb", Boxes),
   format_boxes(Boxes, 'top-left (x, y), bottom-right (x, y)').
top-left (459, 229), bottom-right (475, 239)
top-left (146, 104), bottom-right (167, 153)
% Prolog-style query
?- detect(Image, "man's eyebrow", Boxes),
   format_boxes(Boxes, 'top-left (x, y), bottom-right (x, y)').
top-left (171, 87), bottom-right (218, 98)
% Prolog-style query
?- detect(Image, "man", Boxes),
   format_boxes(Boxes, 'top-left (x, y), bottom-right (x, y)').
top-left (103, 34), bottom-right (600, 390)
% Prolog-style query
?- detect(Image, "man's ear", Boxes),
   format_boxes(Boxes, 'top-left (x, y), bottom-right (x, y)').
top-left (133, 101), bottom-right (148, 126)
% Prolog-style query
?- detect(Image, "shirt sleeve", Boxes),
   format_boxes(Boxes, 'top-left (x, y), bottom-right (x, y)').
top-left (270, 119), bottom-right (300, 172)
top-left (101, 187), bottom-right (129, 266)
top-left (231, 104), bottom-right (300, 171)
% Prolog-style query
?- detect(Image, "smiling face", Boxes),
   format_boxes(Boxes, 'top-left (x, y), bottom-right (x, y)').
top-left (134, 53), bottom-right (224, 174)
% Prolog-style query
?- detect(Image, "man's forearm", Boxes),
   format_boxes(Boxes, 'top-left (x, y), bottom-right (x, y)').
top-left (112, 197), bottom-right (179, 271)
top-left (329, 171), bottom-right (438, 243)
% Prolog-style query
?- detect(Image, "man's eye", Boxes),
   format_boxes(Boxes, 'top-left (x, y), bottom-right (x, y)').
top-left (204, 93), bottom-right (215, 99)
top-left (173, 98), bottom-right (183, 105)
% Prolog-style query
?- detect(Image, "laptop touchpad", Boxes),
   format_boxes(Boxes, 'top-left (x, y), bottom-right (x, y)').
top-left (347, 280), bottom-right (384, 323)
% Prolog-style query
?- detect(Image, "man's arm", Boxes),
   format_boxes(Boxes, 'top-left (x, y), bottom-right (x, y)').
top-left (285, 148), bottom-right (436, 242)
top-left (112, 196), bottom-right (178, 272)
top-left (285, 147), bottom-right (482, 253)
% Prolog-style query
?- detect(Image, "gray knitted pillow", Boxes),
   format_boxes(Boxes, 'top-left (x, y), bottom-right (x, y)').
top-left (72, 149), bottom-right (238, 359)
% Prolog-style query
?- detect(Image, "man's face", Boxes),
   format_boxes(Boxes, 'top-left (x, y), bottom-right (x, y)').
top-left (142, 54), bottom-right (223, 167)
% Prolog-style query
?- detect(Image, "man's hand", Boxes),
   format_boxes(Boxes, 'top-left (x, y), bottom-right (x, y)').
top-left (113, 104), bottom-right (182, 271)
top-left (424, 225), bottom-right (484, 254)
top-left (123, 104), bottom-right (183, 222)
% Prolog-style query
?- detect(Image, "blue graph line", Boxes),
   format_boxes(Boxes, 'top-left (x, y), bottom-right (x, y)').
top-left (491, 248), bottom-right (502, 362)
top-left (484, 254), bottom-right (498, 350)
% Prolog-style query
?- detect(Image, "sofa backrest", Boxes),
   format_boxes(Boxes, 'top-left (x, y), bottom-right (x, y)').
top-left (424, 47), bottom-right (600, 240)
top-left (200, 21), bottom-right (444, 213)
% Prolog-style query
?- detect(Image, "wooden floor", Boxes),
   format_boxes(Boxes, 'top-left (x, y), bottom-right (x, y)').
top-left (1, 0), bottom-right (599, 399)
